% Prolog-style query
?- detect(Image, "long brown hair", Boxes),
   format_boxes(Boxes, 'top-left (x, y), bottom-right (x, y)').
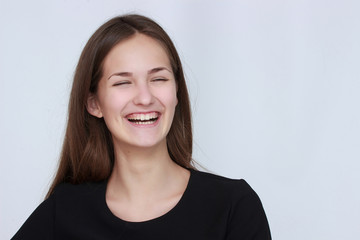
top-left (46, 14), bottom-right (193, 197)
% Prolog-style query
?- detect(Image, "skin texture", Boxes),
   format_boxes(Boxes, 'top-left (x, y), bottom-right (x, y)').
top-left (87, 33), bottom-right (189, 222)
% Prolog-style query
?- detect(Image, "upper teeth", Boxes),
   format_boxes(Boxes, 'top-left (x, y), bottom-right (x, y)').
top-left (127, 112), bottom-right (158, 121)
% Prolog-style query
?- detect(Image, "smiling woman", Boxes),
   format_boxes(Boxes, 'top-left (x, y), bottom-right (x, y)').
top-left (12, 14), bottom-right (271, 240)
top-left (87, 34), bottom-right (178, 151)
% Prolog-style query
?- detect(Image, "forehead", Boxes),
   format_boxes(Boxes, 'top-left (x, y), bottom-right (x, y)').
top-left (102, 33), bottom-right (172, 74)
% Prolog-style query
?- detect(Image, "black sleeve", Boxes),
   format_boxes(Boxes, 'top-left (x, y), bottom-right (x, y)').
top-left (226, 180), bottom-right (272, 240)
top-left (11, 195), bottom-right (55, 240)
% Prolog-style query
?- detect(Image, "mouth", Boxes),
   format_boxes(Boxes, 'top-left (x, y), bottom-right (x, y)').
top-left (126, 112), bottom-right (160, 125)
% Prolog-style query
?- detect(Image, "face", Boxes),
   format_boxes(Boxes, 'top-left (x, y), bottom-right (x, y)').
top-left (87, 34), bottom-right (177, 151)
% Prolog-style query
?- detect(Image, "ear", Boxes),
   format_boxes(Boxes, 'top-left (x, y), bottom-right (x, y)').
top-left (86, 94), bottom-right (103, 118)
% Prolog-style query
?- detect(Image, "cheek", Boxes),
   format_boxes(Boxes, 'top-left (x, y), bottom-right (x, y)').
top-left (158, 87), bottom-right (178, 110)
top-left (98, 91), bottom-right (128, 117)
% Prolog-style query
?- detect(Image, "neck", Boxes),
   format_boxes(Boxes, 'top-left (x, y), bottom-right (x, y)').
top-left (107, 140), bottom-right (186, 201)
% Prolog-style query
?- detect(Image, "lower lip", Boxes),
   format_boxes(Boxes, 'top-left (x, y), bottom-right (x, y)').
top-left (126, 115), bottom-right (161, 128)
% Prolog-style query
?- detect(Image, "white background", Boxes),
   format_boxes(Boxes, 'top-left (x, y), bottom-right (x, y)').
top-left (1, 0), bottom-right (360, 239)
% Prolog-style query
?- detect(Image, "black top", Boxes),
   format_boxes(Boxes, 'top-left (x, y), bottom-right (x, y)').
top-left (12, 170), bottom-right (271, 239)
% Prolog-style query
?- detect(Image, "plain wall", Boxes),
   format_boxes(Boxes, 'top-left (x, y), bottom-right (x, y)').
top-left (1, 0), bottom-right (359, 239)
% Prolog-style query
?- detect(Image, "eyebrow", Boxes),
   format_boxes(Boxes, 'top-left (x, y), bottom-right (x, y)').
top-left (108, 67), bottom-right (172, 80)
top-left (148, 67), bottom-right (172, 75)
top-left (108, 72), bottom-right (132, 80)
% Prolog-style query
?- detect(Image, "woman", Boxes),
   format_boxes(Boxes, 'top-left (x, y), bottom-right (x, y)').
top-left (12, 14), bottom-right (271, 239)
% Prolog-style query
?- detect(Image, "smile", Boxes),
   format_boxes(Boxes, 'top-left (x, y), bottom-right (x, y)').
top-left (126, 112), bottom-right (160, 125)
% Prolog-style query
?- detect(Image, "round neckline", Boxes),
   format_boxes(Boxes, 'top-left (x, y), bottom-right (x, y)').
top-left (101, 168), bottom-right (195, 225)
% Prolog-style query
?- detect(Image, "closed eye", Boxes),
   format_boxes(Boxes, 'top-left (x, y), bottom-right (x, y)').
top-left (151, 78), bottom-right (168, 82)
top-left (113, 81), bottom-right (131, 86)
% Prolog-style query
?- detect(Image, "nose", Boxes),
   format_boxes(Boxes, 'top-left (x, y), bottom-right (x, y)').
top-left (133, 82), bottom-right (155, 106)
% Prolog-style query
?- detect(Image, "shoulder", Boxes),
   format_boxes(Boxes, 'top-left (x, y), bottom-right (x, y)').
top-left (51, 181), bottom-right (106, 202)
top-left (190, 169), bottom-right (255, 198)
top-left (190, 170), bottom-right (271, 239)
top-left (190, 170), bottom-right (267, 219)
top-left (188, 169), bottom-right (262, 214)
top-left (47, 181), bottom-right (107, 223)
